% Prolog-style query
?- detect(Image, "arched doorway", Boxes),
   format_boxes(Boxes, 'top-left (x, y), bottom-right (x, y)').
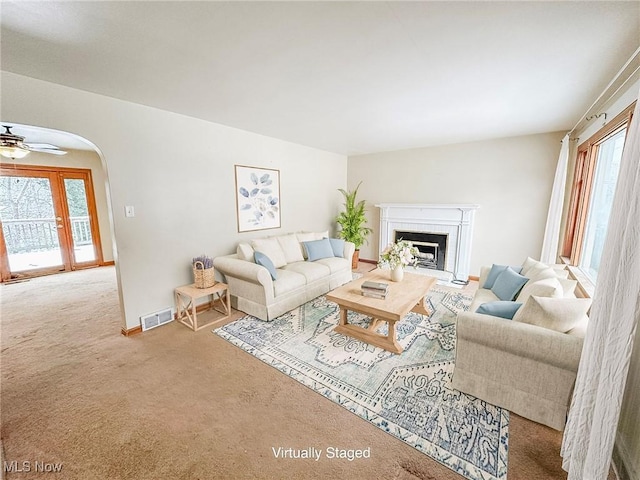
top-left (0, 123), bottom-right (115, 281)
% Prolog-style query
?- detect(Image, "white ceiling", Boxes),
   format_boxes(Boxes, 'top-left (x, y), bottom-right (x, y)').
top-left (1, 1), bottom-right (638, 155)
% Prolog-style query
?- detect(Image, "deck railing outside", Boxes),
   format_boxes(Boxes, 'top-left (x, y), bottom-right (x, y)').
top-left (2, 216), bottom-right (91, 253)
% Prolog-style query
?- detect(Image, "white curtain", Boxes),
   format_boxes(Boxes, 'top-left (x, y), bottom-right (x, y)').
top-left (561, 92), bottom-right (640, 479)
top-left (540, 133), bottom-right (570, 264)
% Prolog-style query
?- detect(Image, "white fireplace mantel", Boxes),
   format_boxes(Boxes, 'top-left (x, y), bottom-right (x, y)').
top-left (376, 203), bottom-right (480, 280)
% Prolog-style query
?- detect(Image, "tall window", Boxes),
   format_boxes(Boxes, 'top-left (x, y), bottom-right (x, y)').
top-left (578, 128), bottom-right (626, 279)
top-left (563, 103), bottom-right (634, 282)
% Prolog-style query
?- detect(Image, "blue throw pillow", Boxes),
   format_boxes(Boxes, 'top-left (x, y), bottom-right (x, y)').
top-left (254, 251), bottom-right (277, 280)
top-left (476, 301), bottom-right (523, 319)
top-left (303, 238), bottom-right (335, 262)
top-left (491, 267), bottom-right (529, 301)
top-left (483, 264), bottom-right (524, 289)
top-left (328, 238), bottom-right (345, 257)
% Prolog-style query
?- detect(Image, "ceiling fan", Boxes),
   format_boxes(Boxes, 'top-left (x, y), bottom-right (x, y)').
top-left (0, 125), bottom-right (67, 159)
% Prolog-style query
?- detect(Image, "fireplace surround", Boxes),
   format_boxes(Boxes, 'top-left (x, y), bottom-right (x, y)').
top-left (377, 204), bottom-right (479, 280)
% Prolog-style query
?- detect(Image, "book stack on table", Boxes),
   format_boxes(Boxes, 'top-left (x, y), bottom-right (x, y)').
top-left (361, 280), bottom-right (389, 299)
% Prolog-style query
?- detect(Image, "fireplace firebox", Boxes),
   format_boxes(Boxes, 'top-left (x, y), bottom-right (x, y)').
top-left (394, 230), bottom-right (447, 271)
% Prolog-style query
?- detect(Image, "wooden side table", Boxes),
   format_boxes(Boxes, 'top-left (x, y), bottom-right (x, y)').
top-left (174, 282), bottom-right (231, 331)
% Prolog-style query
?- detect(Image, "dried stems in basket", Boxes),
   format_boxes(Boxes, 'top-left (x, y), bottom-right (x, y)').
top-left (192, 255), bottom-right (215, 288)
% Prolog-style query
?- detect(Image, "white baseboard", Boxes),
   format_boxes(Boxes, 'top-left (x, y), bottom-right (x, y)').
top-left (614, 432), bottom-right (639, 480)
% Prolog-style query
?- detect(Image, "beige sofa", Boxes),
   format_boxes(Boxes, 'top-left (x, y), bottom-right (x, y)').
top-left (452, 261), bottom-right (590, 430)
top-left (214, 232), bottom-right (354, 321)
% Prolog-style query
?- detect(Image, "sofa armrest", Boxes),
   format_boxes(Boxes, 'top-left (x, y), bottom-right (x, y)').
top-left (456, 311), bottom-right (584, 371)
top-left (213, 255), bottom-right (273, 289)
top-left (343, 241), bottom-right (355, 262)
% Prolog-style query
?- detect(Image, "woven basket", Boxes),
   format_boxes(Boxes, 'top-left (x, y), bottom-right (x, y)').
top-left (193, 261), bottom-right (215, 289)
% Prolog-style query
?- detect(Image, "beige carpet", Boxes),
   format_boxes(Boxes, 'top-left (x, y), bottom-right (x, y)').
top-left (1, 266), bottom-right (571, 480)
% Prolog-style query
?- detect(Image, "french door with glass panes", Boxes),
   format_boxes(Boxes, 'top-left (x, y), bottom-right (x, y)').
top-left (0, 165), bottom-right (103, 281)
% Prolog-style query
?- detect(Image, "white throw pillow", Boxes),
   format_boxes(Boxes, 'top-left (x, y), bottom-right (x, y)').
top-left (551, 265), bottom-right (570, 278)
top-left (315, 230), bottom-right (329, 240)
top-left (516, 277), bottom-right (563, 304)
top-left (513, 295), bottom-right (592, 333)
top-left (524, 262), bottom-right (552, 281)
top-left (276, 234), bottom-right (304, 264)
top-left (521, 257), bottom-right (542, 276)
top-left (558, 278), bottom-right (578, 298)
top-left (251, 238), bottom-right (287, 268)
top-left (526, 266), bottom-right (557, 282)
top-left (296, 232), bottom-right (316, 243)
top-left (237, 243), bottom-right (255, 263)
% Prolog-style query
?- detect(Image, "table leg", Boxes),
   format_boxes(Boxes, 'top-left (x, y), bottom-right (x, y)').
top-left (412, 295), bottom-right (433, 317)
top-left (176, 292), bottom-right (196, 330)
top-left (387, 320), bottom-right (402, 352)
top-left (175, 291), bottom-right (181, 320)
top-left (190, 289), bottom-right (232, 331)
top-left (211, 290), bottom-right (231, 316)
top-left (339, 307), bottom-right (348, 327)
top-left (191, 298), bottom-right (198, 331)
top-left (333, 308), bottom-right (403, 354)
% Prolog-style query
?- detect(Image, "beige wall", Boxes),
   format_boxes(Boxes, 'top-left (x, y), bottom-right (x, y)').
top-left (2, 149), bottom-right (115, 263)
top-left (347, 132), bottom-right (564, 275)
top-left (1, 72), bottom-right (347, 330)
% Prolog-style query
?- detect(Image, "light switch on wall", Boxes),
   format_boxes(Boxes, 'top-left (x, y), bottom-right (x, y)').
top-left (125, 206), bottom-right (135, 218)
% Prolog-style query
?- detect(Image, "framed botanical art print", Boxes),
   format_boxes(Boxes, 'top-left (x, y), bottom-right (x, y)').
top-left (234, 165), bottom-right (281, 233)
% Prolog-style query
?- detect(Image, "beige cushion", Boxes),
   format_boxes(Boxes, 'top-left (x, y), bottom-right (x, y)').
top-left (521, 257), bottom-right (542, 276)
top-left (276, 234), bottom-right (304, 264)
top-left (516, 277), bottom-right (562, 304)
top-left (524, 262), bottom-right (552, 280)
top-left (558, 278), bottom-right (578, 298)
top-left (296, 232), bottom-right (317, 242)
top-left (315, 230), bottom-right (329, 240)
top-left (281, 262), bottom-right (330, 283)
top-left (237, 243), bottom-right (255, 263)
top-left (478, 266), bottom-right (492, 289)
top-left (470, 287), bottom-right (500, 312)
top-left (272, 269), bottom-right (306, 297)
top-left (551, 266), bottom-right (570, 278)
top-left (513, 295), bottom-right (592, 333)
top-left (566, 315), bottom-right (589, 337)
top-left (251, 238), bottom-right (287, 268)
top-left (314, 257), bottom-right (350, 274)
top-left (526, 266), bottom-right (557, 282)
top-left (296, 232), bottom-right (317, 259)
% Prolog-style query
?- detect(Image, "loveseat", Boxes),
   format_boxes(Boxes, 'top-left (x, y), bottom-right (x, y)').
top-left (452, 258), bottom-right (591, 430)
top-left (214, 231), bottom-right (354, 321)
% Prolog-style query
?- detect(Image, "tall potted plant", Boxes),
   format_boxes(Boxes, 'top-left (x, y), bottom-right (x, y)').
top-left (336, 181), bottom-right (373, 269)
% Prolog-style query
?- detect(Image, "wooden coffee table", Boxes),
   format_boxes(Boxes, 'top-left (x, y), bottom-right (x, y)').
top-left (326, 269), bottom-right (436, 354)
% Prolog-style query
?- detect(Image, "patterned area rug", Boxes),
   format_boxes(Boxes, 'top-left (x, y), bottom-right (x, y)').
top-left (214, 287), bottom-right (508, 480)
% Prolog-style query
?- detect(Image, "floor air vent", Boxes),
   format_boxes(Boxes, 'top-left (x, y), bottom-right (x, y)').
top-left (140, 307), bottom-right (174, 331)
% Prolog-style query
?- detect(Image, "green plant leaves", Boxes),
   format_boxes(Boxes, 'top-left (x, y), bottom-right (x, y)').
top-left (336, 181), bottom-right (372, 249)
